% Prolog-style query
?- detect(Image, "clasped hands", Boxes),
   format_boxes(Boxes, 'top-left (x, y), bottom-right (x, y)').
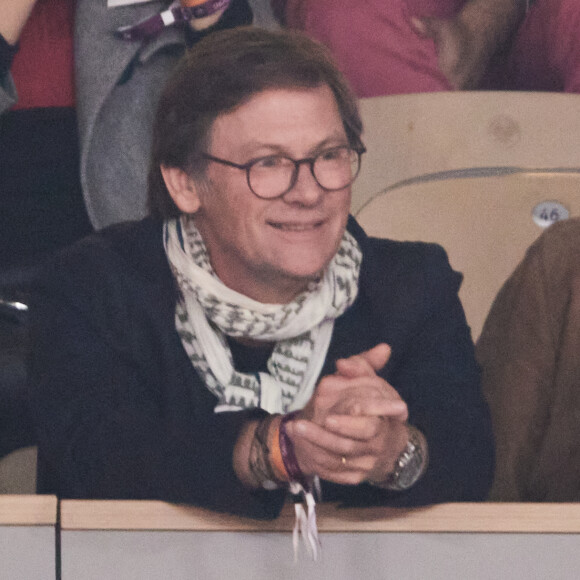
top-left (285, 343), bottom-right (410, 486)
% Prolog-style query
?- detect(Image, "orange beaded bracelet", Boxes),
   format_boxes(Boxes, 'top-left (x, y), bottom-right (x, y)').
top-left (268, 420), bottom-right (289, 482)
top-left (181, 0), bottom-right (215, 6)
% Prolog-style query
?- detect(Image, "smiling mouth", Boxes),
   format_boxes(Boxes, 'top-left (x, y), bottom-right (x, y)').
top-left (268, 220), bottom-right (324, 231)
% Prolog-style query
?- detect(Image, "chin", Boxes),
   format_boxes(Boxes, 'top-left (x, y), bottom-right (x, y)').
top-left (276, 257), bottom-right (333, 283)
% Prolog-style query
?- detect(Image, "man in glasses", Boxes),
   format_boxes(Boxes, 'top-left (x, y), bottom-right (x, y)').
top-left (30, 28), bottom-right (493, 519)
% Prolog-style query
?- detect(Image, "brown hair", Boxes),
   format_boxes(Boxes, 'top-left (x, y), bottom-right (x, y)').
top-left (147, 26), bottom-right (363, 219)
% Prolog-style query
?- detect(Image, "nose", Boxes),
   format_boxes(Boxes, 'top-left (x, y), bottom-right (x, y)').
top-left (282, 160), bottom-right (325, 207)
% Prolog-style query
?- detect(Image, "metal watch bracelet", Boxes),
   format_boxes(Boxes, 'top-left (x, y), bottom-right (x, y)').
top-left (368, 425), bottom-right (428, 491)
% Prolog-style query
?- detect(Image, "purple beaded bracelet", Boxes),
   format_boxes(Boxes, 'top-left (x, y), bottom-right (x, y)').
top-left (278, 411), bottom-right (309, 489)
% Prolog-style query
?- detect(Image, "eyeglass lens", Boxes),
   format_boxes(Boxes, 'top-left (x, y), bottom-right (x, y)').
top-left (248, 147), bottom-right (361, 198)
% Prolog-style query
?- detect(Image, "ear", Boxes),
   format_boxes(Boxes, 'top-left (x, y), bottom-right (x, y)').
top-left (160, 165), bottom-right (202, 214)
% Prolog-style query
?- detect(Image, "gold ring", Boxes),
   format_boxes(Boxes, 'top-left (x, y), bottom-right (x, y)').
top-left (341, 456), bottom-right (347, 466)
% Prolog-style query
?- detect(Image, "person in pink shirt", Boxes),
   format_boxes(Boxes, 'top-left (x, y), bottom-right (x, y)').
top-left (277, 0), bottom-right (580, 97)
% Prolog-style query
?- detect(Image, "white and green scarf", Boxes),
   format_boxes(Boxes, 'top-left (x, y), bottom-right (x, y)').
top-left (163, 215), bottom-right (362, 414)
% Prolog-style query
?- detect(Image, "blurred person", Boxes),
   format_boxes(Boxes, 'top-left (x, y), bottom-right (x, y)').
top-left (275, 0), bottom-right (580, 97)
top-left (477, 218), bottom-right (580, 501)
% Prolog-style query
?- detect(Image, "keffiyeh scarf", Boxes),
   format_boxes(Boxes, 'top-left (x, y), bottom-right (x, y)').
top-left (163, 215), bottom-right (362, 414)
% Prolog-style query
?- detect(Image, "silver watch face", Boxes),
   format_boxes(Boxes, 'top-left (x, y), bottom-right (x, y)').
top-left (370, 428), bottom-right (427, 491)
top-left (388, 430), bottom-right (427, 490)
top-left (395, 446), bottom-right (424, 489)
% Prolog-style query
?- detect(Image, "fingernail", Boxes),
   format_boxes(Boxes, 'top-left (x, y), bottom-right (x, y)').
top-left (326, 417), bottom-right (338, 428)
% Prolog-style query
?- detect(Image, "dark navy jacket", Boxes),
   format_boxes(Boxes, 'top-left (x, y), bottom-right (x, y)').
top-left (29, 217), bottom-right (494, 518)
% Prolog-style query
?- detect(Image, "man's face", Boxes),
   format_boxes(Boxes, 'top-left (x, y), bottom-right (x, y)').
top-left (189, 85), bottom-right (352, 304)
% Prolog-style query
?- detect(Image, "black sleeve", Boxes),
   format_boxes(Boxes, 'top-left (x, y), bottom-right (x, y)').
top-left (388, 244), bottom-right (495, 504)
top-left (28, 240), bottom-right (285, 519)
top-left (323, 241), bottom-right (495, 507)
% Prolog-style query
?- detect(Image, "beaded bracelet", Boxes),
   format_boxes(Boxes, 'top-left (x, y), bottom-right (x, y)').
top-left (248, 414), bottom-right (281, 489)
top-left (279, 411), bottom-right (309, 489)
top-left (268, 421), bottom-right (290, 482)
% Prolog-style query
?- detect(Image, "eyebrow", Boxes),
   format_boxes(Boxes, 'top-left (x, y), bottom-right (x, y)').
top-left (241, 133), bottom-right (351, 160)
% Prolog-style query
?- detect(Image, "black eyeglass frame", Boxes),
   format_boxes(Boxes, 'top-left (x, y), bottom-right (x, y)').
top-left (199, 144), bottom-right (367, 200)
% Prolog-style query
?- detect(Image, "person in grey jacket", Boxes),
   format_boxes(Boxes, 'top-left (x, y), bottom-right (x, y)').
top-left (0, 0), bottom-right (278, 233)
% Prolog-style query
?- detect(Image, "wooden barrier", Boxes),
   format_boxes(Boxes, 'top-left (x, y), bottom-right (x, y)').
top-left (2, 496), bottom-right (579, 579)
top-left (0, 495), bottom-right (57, 580)
top-left (60, 500), bottom-right (580, 580)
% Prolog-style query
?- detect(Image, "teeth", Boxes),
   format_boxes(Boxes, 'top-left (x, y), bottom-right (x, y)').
top-left (272, 223), bottom-right (318, 231)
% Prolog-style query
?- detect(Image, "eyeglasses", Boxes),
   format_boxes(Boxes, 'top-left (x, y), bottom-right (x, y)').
top-left (200, 145), bottom-right (366, 199)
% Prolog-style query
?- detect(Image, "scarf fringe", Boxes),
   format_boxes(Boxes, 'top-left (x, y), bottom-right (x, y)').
top-left (290, 479), bottom-right (321, 562)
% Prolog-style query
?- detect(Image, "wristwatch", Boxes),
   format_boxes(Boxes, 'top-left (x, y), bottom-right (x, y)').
top-left (370, 425), bottom-right (428, 491)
